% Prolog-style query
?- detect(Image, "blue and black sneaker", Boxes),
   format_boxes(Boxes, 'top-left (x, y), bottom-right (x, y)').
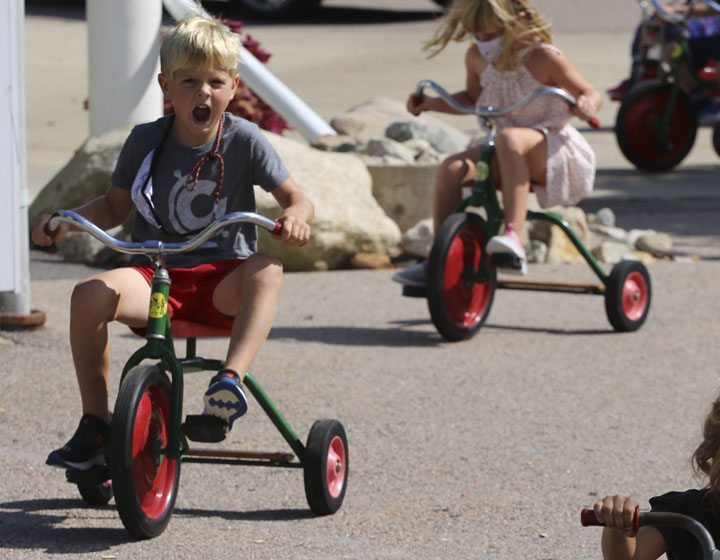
top-left (203, 369), bottom-right (248, 430)
top-left (46, 414), bottom-right (110, 471)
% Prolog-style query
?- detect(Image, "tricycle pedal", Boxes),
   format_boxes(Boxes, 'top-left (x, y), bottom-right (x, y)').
top-left (402, 284), bottom-right (426, 298)
top-left (489, 253), bottom-right (523, 270)
top-left (65, 464), bottom-right (111, 484)
top-left (182, 414), bottom-right (229, 443)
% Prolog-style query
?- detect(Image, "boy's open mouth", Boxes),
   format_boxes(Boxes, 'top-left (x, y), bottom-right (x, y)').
top-left (193, 105), bottom-right (211, 123)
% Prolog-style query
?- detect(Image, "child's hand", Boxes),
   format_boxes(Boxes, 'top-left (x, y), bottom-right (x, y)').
top-left (31, 213), bottom-right (69, 246)
top-left (407, 92), bottom-right (427, 116)
top-left (571, 94), bottom-right (596, 123)
top-left (274, 214), bottom-right (310, 247)
top-left (593, 494), bottom-right (639, 537)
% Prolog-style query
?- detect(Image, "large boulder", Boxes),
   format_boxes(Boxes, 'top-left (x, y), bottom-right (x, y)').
top-left (29, 127), bottom-right (400, 272)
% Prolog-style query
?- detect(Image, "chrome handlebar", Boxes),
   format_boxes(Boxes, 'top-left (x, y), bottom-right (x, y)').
top-left (47, 210), bottom-right (281, 257)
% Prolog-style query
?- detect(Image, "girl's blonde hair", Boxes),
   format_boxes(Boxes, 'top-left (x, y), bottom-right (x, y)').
top-left (160, 15), bottom-right (241, 78)
top-left (693, 395), bottom-right (720, 508)
top-left (424, 0), bottom-right (552, 71)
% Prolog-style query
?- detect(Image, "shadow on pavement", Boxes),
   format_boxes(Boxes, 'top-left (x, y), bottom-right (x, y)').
top-left (268, 324), bottom-right (442, 346)
top-left (0, 498), bottom-right (129, 553)
top-left (174, 506), bottom-right (314, 521)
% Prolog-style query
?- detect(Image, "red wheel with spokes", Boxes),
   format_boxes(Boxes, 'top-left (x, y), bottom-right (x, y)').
top-left (605, 260), bottom-right (652, 332)
top-left (615, 80), bottom-right (697, 172)
top-left (304, 419), bottom-right (348, 515)
top-left (427, 212), bottom-right (496, 341)
top-left (111, 364), bottom-right (180, 539)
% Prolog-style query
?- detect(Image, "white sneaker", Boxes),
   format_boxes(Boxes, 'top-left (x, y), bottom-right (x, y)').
top-left (486, 227), bottom-right (527, 275)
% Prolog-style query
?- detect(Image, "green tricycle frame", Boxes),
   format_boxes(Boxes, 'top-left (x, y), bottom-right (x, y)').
top-left (401, 81), bottom-right (652, 341)
top-left (49, 210), bottom-right (348, 539)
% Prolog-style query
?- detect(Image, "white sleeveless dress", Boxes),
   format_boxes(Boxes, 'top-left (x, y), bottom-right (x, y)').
top-left (476, 44), bottom-right (596, 208)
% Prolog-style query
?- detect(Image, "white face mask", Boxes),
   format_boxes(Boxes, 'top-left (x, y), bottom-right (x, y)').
top-left (473, 34), bottom-right (504, 63)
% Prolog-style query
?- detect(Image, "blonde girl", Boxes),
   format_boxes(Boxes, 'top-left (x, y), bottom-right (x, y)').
top-left (393, 0), bottom-right (601, 286)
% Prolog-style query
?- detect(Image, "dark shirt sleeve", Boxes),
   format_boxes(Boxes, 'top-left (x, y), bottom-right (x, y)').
top-left (650, 489), bottom-right (720, 560)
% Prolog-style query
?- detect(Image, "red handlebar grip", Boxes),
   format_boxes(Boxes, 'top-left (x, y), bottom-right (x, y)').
top-left (44, 222), bottom-right (57, 238)
top-left (589, 117), bottom-right (601, 129)
top-left (580, 505), bottom-right (639, 532)
top-left (581, 508), bottom-right (603, 527)
top-left (272, 221), bottom-right (283, 235)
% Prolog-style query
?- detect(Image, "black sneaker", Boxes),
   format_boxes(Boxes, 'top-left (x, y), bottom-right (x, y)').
top-left (46, 414), bottom-right (110, 470)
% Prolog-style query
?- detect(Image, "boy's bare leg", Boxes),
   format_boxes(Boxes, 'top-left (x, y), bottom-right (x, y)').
top-left (212, 253), bottom-right (284, 379)
top-left (494, 127), bottom-right (547, 234)
top-left (70, 268), bottom-right (151, 424)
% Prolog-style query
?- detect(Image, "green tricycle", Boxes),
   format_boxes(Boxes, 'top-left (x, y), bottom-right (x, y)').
top-left (400, 80), bottom-right (652, 342)
top-left (47, 210), bottom-right (349, 539)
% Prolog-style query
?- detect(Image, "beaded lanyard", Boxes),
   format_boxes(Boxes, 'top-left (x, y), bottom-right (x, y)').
top-left (182, 115), bottom-right (225, 221)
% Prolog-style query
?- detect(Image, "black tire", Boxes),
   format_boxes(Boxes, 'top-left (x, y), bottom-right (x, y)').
top-left (712, 124), bottom-right (720, 158)
top-left (605, 260), bottom-right (651, 332)
top-left (111, 364), bottom-right (180, 539)
top-left (426, 212), bottom-right (496, 341)
top-left (615, 80), bottom-right (698, 172)
top-left (304, 420), bottom-right (348, 516)
top-left (76, 470), bottom-right (113, 506)
top-left (233, 0), bottom-right (321, 17)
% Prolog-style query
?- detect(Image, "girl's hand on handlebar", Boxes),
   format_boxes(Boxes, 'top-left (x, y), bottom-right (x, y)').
top-left (274, 214), bottom-right (310, 247)
top-left (593, 494), bottom-right (640, 537)
top-left (32, 213), bottom-right (70, 246)
top-left (571, 94), bottom-right (598, 125)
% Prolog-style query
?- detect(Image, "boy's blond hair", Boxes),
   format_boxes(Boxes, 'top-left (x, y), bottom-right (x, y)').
top-left (424, 0), bottom-right (552, 71)
top-left (160, 15), bottom-right (241, 78)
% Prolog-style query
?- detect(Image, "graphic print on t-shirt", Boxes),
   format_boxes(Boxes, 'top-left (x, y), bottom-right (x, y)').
top-left (166, 169), bottom-right (228, 242)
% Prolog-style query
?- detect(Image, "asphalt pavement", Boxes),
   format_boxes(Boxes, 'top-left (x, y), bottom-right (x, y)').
top-left (2, 2), bottom-right (720, 559)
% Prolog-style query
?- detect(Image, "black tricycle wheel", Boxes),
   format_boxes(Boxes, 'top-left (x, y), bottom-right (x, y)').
top-left (605, 260), bottom-right (652, 332)
top-left (111, 364), bottom-right (180, 539)
top-left (615, 80), bottom-right (697, 172)
top-left (303, 419), bottom-right (348, 516)
top-left (712, 124), bottom-right (720, 157)
top-left (427, 212), bottom-right (496, 342)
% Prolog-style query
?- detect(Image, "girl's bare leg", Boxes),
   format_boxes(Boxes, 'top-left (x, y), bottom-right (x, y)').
top-left (493, 127), bottom-right (547, 234)
top-left (70, 268), bottom-right (151, 424)
top-left (212, 252), bottom-right (283, 379)
top-left (433, 145), bottom-right (483, 233)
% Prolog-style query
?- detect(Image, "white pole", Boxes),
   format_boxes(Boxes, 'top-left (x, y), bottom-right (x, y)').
top-left (87, 0), bottom-right (163, 137)
top-left (0, 0), bottom-right (30, 315)
top-left (162, 0), bottom-right (337, 142)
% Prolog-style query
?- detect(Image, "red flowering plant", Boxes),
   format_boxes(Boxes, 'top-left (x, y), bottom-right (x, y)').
top-left (163, 17), bottom-right (292, 135)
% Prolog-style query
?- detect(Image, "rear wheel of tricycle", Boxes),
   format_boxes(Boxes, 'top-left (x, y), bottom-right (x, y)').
top-left (605, 260), bottom-right (651, 332)
top-left (111, 364), bottom-right (180, 539)
top-left (712, 124), bottom-right (720, 157)
top-left (303, 419), bottom-right (348, 515)
top-left (615, 80), bottom-right (697, 172)
top-left (427, 212), bottom-right (496, 341)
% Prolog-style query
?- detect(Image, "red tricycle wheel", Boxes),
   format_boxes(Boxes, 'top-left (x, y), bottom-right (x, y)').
top-left (615, 80), bottom-right (697, 172)
top-left (304, 419), bottom-right (348, 515)
top-left (427, 212), bottom-right (496, 341)
top-left (111, 364), bottom-right (180, 539)
top-left (605, 260), bottom-right (652, 332)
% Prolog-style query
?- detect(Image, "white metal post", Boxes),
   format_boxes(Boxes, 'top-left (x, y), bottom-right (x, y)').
top-left (0, 0), bottom-right (30, 316)
top-left (87, 0), bottom-right (163, 137)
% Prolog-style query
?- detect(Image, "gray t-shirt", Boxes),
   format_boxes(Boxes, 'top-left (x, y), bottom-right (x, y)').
top-left (112, 113), bottom-right (290, 267)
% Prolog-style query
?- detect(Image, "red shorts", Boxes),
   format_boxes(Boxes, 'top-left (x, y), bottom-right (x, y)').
top-left (130, 258), bottom-right (244, 334)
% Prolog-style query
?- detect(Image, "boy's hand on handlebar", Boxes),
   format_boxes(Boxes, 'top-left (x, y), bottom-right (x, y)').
top-left (593, 495), bottom-right (640, 537)
top-left (32, 213), bottom-right (70, 246)
top-left (274, 214), bottom-right (310, 247)
top-left (407, 92), bottom-right (428, 116)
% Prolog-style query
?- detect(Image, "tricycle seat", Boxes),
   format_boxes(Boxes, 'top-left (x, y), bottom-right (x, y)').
top-left (170, 320), bottom-right (232, 339)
